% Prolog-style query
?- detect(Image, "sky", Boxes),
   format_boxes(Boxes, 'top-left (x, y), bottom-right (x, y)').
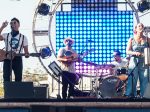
top-left (0, 0), bottom-right (43, 73)
top-left (0, 0), bottom-right (150, 73)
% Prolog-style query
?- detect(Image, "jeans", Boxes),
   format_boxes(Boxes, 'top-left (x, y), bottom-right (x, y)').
top-left (3, 56), bottom-right (23, 82)
top-left (125, 57), bottom-right (148, 97)
top-left (61, 71), bottom-right (77, 99)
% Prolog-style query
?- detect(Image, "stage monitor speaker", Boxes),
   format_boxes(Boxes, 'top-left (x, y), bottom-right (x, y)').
top-left (4, 81), bottom-right (34, 99)
top-left (144, 83), bottom-right (150, 98)
top-left (34, 85), bottom-right (49, 99)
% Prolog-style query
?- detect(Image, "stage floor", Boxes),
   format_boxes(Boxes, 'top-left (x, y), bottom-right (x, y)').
top-left (1, 97), bottom-right (150, 108)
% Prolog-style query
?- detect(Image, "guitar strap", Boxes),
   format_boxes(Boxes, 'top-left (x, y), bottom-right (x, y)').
top-left (6, 33), bottom-right (9, 52)
top-left (6, 33), bottom-right (23, 54)
top-left (18, 34), bottom-right (24, 54)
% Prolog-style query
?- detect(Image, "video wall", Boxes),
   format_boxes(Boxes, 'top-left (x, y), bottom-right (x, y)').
top-left (56, 0), bottom-right (133, 74)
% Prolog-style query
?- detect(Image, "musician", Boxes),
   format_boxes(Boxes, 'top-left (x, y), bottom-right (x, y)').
top-left (125, 23), bottom-right (150, 98)
top-left (0, 18), bottom-right (29, 82)
top-left (108, 50), bottom-right (129, 76)
top-left (111, 50), bottom-right (129, 69)
top-left (57, 37), bottom-right (79, 99)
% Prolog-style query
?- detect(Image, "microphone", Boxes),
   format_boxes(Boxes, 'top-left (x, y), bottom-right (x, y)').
top-left (87, 40), bottom-right (94, 43)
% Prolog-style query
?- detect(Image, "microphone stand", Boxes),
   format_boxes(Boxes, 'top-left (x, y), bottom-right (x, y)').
top-left (10, 38), bottom-right (13, 82)
top-left (80, 43), bottom-right (87, 56)
top-left (80, 40), bottom-right (92, 56)
top-left (79, 41), bottom-right (88, 91)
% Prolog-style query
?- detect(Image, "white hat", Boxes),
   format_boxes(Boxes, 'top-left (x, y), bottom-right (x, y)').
top-left (63, 37), bottom-right (74, 45)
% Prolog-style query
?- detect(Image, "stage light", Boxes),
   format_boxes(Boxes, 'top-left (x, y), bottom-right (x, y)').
top-left (37, 3), bottom-right (50, 16)
top-left (40, 47), bottom-right (52, 59)
top-left (137, 0), bottom-right (150, 12)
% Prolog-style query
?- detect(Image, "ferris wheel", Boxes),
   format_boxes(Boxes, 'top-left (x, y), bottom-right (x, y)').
top-left (32, 0), bottom-right (64, 82)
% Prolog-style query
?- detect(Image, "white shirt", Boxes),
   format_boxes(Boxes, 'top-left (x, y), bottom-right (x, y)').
top-left (57, 47), bottom-right (77, 73)
top-left (2, 33), bottom-right (28, 53)
top-left (111, 58), bottom-right (128, 69)
top-left (107, 58), bottom-right (129, 75)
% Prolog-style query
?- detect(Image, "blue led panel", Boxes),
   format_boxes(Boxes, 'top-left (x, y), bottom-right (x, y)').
top-left (72, 0), bottom-right (118, 11)
top-left (56, 1), bottom-right (133, 74)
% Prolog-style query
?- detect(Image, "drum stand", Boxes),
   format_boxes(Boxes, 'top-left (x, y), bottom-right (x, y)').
top-left (94, 66), bottom-right (102, 98)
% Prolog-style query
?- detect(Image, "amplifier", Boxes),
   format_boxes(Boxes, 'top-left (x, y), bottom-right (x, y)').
top-left (4, 82), bottom-right (34, 99)
top-left (34, 85), bottom-right (49, 99)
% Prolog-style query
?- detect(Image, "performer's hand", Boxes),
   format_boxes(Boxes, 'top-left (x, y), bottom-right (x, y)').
top-left (1, 21), bottom-right (8, 29)
top-left (134, 52), bottom-right (142, 56)
top-left (63, 58), bottom-right (68, 61)
top-left (25, 53), bottom-right (30, 58)
top-left (66, 58), bottom-right (73, 62)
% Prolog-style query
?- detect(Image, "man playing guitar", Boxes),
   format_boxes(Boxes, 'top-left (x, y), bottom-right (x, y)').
top-left (0, 18), bottom-right (29, 82)
top-left (57, 37), bottom-right (79, 99)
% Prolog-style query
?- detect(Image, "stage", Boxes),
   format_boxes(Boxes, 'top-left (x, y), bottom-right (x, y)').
top-left (1, 98), bottom-right (150, 112)
top-left (2, 81), bottom-right (150, 111)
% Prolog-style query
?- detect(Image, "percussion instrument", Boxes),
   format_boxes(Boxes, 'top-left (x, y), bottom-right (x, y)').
top-left (99, 76), bottom-right (125, 98)
top-left (116, 68), bottom-right (128, 81)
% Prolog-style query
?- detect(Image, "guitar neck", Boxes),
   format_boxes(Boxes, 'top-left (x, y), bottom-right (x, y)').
top-left (0, 49), bottom-right (41, 61)
top-left (15, 53), bottom-right (41, 57)
top-left (15, 53), bottom-right (26, 57)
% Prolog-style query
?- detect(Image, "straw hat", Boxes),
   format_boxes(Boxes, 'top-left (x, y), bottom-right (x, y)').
top-left (63, 37), bottom-right (74, 45)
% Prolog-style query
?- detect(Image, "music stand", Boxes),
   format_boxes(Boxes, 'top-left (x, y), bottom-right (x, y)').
top-left (48, 61), bottom-right (62, 99)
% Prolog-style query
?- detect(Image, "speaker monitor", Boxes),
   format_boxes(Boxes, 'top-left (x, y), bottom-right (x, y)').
top-left (4, 81), bottom-right (34, 99)
top-left (34, 85), bottom-right (49, 99)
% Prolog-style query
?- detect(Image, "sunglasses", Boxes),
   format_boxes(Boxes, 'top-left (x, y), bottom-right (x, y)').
top-left (66, 40), bottom-right (72, 43)
top-left (10, 21), bottom-right (17, 25)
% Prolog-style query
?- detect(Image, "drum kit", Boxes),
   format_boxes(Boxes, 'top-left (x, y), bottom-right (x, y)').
top-left (80, 62), bottom-right (128, 98)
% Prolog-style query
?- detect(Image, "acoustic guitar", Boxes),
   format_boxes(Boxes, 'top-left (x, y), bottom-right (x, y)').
top-left (61, 49), bottom-right (94, 66)
top-left (0, 49), bottom-right (41, 61)
top-left (61, 50), bottom-right (78, 66)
